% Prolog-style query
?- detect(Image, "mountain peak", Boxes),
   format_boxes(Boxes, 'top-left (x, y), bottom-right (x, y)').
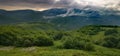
top-left (42, 8), bottom-right (101, 18)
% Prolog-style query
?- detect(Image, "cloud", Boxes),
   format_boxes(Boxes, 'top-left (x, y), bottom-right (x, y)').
top-left (53, 0), bottom-right (120, 11)
top-left (0, 0), bottom-right (119, 11)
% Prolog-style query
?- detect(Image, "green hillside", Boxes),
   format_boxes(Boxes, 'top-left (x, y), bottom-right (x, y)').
top-left (0, 24), bottom-right (120, 56)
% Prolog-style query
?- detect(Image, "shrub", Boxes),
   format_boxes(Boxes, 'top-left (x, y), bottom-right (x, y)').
top-left (103, 36), bottom-right (118, 48)
top-left (63, 37), bottom-right (95, 51)
top-left (97, 36), bottom-right (120, 49)
top-left (117, 42), bottom-right (120, 49)
top-left (53, 32), bottom-right (64, 40)
top-left (0, 32), bottom-right (54, 47)
top-left (79, 26), bottom-right (101, 35)
top-left (0, 32), bottom-right (17, 46)
top-left (34, 35), bottom-right (54, 46)
top-left (14, 37), bottom-right (34, 47)
top-left (104, 29), bottom-right (118, 36)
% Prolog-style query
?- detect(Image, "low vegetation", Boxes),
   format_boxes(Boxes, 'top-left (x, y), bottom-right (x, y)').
top-left (0, 24), bottom-right (120, 56)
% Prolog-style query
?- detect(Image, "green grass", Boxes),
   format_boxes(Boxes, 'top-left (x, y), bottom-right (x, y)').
top-left (0, 46), bottom-right (89, 56)
top-left (91, 31), bottom-right (105, 42)
top-left (0, 46), bottom-right (120, 56)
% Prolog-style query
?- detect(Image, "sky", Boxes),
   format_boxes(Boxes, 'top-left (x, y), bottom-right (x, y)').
top-left (0, 0), bottom-right (120, 11)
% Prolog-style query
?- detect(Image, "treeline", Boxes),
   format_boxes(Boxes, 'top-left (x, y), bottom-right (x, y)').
top-left (88, 25), bottom-right (120, 28)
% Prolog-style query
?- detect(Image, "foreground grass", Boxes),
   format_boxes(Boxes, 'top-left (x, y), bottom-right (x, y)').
top-left (0, 46), bottom-right (120, 56)
top-left (0, 46), bottom-right (90, 56)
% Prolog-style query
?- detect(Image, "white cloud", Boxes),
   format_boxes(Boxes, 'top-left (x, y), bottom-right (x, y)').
top-left (53, 0), bottom-right (120, 11)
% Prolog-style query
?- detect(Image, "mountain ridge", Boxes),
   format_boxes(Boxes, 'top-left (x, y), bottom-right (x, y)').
top-left (0, 8), bottom-right (120, 29)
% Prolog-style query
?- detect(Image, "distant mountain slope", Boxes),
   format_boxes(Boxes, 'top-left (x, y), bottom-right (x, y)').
top-left (0, 8), bottom-right (120, 29)
top-left (0, 22), bottom-right (57, 31)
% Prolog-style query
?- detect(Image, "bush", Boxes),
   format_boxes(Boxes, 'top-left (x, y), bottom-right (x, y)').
top-left (0, 32), bottom-right (54, 47)
top-left (95, 28), bottom-right (120, 49)
top-left (14, 37), bottom-right (34, 47)
top-left (0, 32), bottom-right (17, 46)
top-left (117, 42), bottom-right (120, 49)
top-left (34, 35), bottom-right (54, 46)
top-left (97, 36), bottom-right (120, 49)
top-left (79, 26), bottom-right (101, 35)
top-left (63, 37), bottom-right (95, 51)
top-left (104, 29), bottom-right (118, 36)
top-left (103, 36), bottom-right (118, 48)
top-left (53, 32), bottom-right (64, 40)
top-left (15, 35), bottom-right (54, 47)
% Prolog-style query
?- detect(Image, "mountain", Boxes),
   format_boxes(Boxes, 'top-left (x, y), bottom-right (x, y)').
top-left (0, 8), bottom-right (120, 29)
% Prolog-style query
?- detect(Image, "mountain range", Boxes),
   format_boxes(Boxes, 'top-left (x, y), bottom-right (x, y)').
top-left (0, 8), bottom-right (120, 29)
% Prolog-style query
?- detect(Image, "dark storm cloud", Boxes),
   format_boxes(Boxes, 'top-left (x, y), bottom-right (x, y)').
top-left (0, 0), bottom-right (53, 4)
top-left (0, 0), bottom-right (119, 11)
top-left (0, 0), bottom-right (69, 7)
top-left (0, 0), bottom-right (56, 10)
top-left (0, 0), bottom-right (57, 7)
